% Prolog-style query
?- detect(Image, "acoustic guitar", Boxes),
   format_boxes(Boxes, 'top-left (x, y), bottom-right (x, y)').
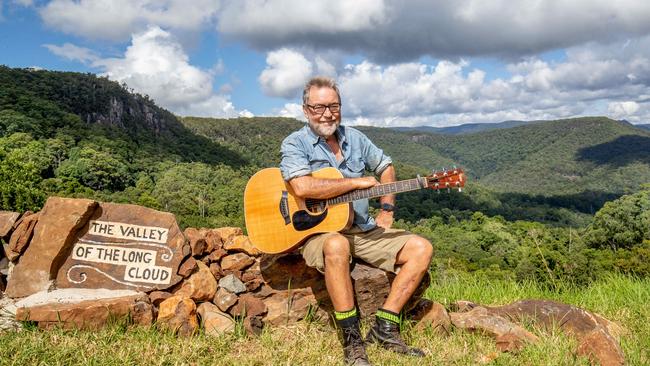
top-left (244, 167), bottom-right (465, 254)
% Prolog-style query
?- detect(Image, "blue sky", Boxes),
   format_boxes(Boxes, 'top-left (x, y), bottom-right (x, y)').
top-left (2, 1), bottom-right (650, 127)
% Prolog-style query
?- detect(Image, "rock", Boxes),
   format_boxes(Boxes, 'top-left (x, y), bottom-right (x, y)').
top-left (0, 297), bottom-right (20, 332)
top-left (224, 235), bottom-right (261, 256)
top-left (157, 295), bottom-right (198, 337)
top-left (476, 299), bottom-right (625, 340)
top-left (213, 287), bottom-right (238, 312)
top-left (495, 333), bottom-right (527, 352)
top-left (6, 198), bottom-right (97, 298)
top-left (200, 228), bottom-right (223, 253)
top-left (576, 326), bottom-right (625, 366)
top-left (230, 293), bottom-right (267, 318)
top-left (184, 228), bottom-right (207, 257)
top-left (178, 257), bottom-right (197, 278)
top-left (213, 227), bottom-right (243, 247)
top-left (262, 287), bottom-right (327, 326)
top-left (221, 253), bottom-right (255, 272)
top-left (412, 300), bottom-right (452, 335)
top-left (197, 302), bottom-right (234, 336)
top-left (450, 306), bottom-right (540, 349)
top-left (148, 291), bottom-right (172, 307)
top-left (0, 257), bottom-right (9, 276)
top-left (55, 201), bottom-right (187, 293)
top-left (5, 212), bottom-right (40, 261)
top-left (219, 274), bottom-right (246, 294)
top-left (174, 261), bottom-right (217, 302)
top-left (205, 248), bottom-right (227, 263)
top-left (0, 211), bottom-right (20, 238)
top-left (15, 289), bottom-right (152, 329)
top-left (243, 316), bottom-right (264, 336)
top-left (209, 262), bottom-right (223, 281)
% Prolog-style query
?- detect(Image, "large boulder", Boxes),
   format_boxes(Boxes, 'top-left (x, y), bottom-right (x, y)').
top-left (6, 198), bottom-right (97, 298)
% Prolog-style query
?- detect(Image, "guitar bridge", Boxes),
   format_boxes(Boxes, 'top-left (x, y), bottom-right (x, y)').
top-left (279, 191), bottom-right (291, 225)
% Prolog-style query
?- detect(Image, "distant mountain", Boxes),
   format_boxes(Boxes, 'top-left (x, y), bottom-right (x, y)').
top-left (392, 120), bottom-right (546, 135)
top-left (635, 124), bottom-right (650, 131)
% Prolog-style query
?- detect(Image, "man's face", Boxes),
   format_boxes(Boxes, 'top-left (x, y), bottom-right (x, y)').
top-left (303, 86), bottom-right (341, 138)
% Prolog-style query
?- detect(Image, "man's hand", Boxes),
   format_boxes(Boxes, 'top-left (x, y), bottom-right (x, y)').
top-left (356, 176), bottom-right (379, 189)
top-left (375, 210), bottom-right (394, 229)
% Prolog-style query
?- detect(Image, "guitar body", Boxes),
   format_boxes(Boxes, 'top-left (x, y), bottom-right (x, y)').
top-left (244, 167), bottom-right (352, 254)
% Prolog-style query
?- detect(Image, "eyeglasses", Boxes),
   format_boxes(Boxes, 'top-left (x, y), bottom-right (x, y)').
top-left (305, 103), bottom-right (341, 115)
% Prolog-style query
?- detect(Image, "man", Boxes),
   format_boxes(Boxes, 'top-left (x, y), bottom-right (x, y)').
top-left (280, 76), bottom-right (433, 365)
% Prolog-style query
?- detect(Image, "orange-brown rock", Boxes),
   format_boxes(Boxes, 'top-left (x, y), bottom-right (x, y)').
top-left (5, 212), bottom-right (40, 262)
top-left (200, 228), bottom-right (223, 253)
top-left (230, 293), bottom-right (267, 318)
top-left (450, 306), bottom-right (540, 347)
top-left (413, 300), bottom-right (452, 335)
top-left (0, 211), bottom-right (20, 238)
top-left (212, 227), bottom-right (243, 247)
top-left (224, 235), bottom-right (261, 256)
top-left (576, 326), bottom-right (625, 366)
top-left (205, 248), bottom-right (227, 263)
top-left (157, 295), bottom-right (198, 336)
top-left (6, 198), bottom-right (97, 298)
top-left (197, 302), bottom-right (234, 336)
top-left (221, 253), bottom-right (255, 272)
top-left (178, 257), bottom-right (197, 278)
top-left (55, 201), bottom-right (187, 293)
top-left (209, 262), bottom-right (223, 281)
top-left (148, 291), bottom-right (172, 307)
top-left (213, 287), bottom-right (238, 312)
top-left (184, 228), bottom-right (207, 257)
top-left (475, 299), bottom-right (625, 340)
top-left (174, 261), bottom-right (217, 302)
top-left (15, 289), bottom-right (152, 329)
top-left (263, 287), bottom-right (328, 326)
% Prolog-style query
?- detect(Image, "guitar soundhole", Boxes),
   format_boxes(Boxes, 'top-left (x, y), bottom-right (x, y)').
top-left (305, 199), bottom-right (327, 214)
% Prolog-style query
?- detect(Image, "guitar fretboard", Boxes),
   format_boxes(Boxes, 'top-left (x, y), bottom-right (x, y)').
top-left (327, 178), bottom-right (424, 205)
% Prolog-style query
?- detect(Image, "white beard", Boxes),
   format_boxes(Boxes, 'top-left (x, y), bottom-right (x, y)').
top-left (309, 119), bottom-right (339, 138)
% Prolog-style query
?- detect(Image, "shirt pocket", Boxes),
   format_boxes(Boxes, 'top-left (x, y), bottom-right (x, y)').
top-left (309, 158), bottom-right (331, 171)
top-left (345, 157), bottom-right (366, 177)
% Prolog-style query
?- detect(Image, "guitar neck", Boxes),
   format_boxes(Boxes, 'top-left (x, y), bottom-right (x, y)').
top-left (326, 178), bottom-right (426, 205)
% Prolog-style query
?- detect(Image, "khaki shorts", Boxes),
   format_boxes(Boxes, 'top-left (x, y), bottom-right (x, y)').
top-left (300, 226), bottom-right (417, 273)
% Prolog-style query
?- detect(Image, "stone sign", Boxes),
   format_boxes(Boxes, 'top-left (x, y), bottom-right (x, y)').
top-left (56, 203), bottom-right (187, 292)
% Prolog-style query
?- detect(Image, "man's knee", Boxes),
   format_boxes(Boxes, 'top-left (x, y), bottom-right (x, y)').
top-left (322, 233), bottom-right (350, 261)
top-left (407, 236), bottom-right (434, 263)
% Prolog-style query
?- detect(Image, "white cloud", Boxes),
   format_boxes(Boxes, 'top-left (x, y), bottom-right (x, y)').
top-left (258, 48), bottom-right (313, 98)
top-left (43, 43), bottom-right (99, 64)
top-left (39, 0), bottom-right (220, 41)
top-left (46, 26), bottom-right (244, 118)
top-left (608, 101), bottom-right (640, 119)
top-left (217, 0), bottom-right (650, 61)
top-left (277, 103), bottom-right (306, 121)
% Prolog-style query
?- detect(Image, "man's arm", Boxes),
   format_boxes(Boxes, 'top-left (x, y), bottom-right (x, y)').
top-left (289, 175), bottom-right (377, 199)
top-left (376, 164), bottom-right (396, 228)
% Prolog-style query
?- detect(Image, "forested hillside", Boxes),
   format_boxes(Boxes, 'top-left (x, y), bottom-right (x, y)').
top-left (1, 66), bottom-right (649, 285)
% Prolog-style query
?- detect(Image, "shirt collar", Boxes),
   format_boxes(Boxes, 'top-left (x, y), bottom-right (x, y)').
top-left (305, 124), bottom-right (347, 145)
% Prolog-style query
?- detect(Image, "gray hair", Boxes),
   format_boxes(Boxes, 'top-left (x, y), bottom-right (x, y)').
top-left (302, 76), bottom-right (341, 105)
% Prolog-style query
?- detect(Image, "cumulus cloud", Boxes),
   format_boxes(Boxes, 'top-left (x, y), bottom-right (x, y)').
top-left (46, 26), bottom-right (246, 118)
top-left (39, 0), bottom-right (220, 41)
top-left (266, 35), bottom-right (650, 126)
top-left (218, 0), bottom-right (650, 62)
top-left (259, 49), bottom-right (313, 98)
top-left (277, 103), bottom-right (306, 121)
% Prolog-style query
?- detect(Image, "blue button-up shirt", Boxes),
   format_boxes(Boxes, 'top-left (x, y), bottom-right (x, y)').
top-left (280, 124), bottom-right (393, 232)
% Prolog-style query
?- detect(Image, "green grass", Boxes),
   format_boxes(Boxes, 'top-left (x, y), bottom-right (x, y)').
top-left (1, 273), bottom-right (648, 365)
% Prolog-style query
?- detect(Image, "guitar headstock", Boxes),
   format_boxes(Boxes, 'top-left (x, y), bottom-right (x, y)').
top-left (423, 167), bottom-right (466, 192)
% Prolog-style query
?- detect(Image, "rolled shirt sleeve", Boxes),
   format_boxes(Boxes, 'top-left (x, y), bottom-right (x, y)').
top-left (361, 134), bottom-right (393, 175)
top-left (280, 135), bottom-right (312, 181)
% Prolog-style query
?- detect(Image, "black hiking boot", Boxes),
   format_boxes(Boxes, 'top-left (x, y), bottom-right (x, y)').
top-left (337, 316), bottom-right (372, 366)
top-left (366, 317), bottom-right (425, 357)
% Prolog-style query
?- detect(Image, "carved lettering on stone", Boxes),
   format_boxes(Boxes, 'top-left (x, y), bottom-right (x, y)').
top-left (56, 203), bottom-right (185, 292)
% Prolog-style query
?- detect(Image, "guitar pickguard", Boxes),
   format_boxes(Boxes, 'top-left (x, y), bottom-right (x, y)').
top-left (292, 209), bottom-right (328, 231)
